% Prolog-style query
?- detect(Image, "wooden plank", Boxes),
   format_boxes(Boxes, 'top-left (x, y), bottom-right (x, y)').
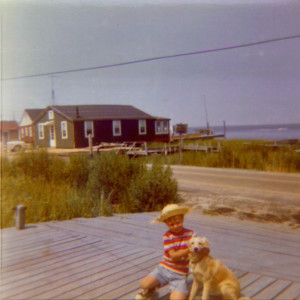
top-left (2, 234), bottom-right (84, 262)
top-left (239, 273), bottom-right (261, 289)
top-left (253, 279), bottom-right (293, 299)
top-left (1, 230), bottom-right (74, 251)
top-left (99, 264), bottom-right (158, 300)
top-left (1, 239), bottom-right (106, 279)
top-left (275, 282), bottom-right (300, 300)
top-left (1, 243), bottom-right (124, 290)
top-left (2, 236), bottom-right (103, 271)
top-left (233, 269), bottom-right (248, 279)
top-left (75, 257), bottom-right (160, 299)
top-left (1, 212), bottom-right (300, 300)
top-left (3, 248), bottom-right (158, 299)
top-left (241, 276), bottom-right (277, 299)
top-left (50, 253), bottom-right (160, 300)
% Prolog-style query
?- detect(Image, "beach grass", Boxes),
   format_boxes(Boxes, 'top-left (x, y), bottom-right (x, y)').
top-left (146, 139), bottom-right (300, 173)
top-left (1, 151), bottom-right (178, 229)
top-left (1, 139), bottom-right (299, 228)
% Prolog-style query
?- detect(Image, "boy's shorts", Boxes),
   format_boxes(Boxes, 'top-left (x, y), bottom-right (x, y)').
top-left (150, 265), bottom-right (190, 296)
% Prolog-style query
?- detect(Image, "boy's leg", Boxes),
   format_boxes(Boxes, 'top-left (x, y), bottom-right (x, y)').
top-left (135, 275), bottom-right (161, 300)
top-left (169, 275), bottom-right (190, 300)
top-left (170, 290), bottom-right (187, 300)
top-left (140, 275), bottom-right (160, 289)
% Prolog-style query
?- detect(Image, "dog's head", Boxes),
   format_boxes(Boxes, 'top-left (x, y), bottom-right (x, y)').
top-left (188, 236), bottom-right (210, 254)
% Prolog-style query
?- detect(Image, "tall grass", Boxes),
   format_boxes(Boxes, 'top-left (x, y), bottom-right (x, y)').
top-left (2, 140), bottom-right (299, 228)
top-left (148, 140), bottom-right (300, 173)
top-left (1, 151), bottom-right (178, 228)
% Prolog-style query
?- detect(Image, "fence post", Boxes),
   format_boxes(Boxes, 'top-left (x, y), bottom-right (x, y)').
top-left (88, 134), bottom-right (93, 157)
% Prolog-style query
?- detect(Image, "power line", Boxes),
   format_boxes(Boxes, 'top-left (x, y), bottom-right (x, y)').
top-left (3, 34), bottom-right (300, 81)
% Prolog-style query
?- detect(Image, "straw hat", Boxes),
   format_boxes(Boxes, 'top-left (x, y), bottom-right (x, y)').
top-left (152, 204), bottom-right (193, 223)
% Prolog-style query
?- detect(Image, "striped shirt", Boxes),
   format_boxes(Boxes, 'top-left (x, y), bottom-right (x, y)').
top-left (160, 228), bottom-right (194, 275)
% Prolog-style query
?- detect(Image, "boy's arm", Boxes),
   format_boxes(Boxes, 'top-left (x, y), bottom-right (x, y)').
top-left (168, 248), bottom-right (189, 261)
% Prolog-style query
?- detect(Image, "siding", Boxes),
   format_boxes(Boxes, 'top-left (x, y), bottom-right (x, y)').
top-left (73, 119), bottom-right (169, 148)
top-left (54, 114), bottom-right (75, 149)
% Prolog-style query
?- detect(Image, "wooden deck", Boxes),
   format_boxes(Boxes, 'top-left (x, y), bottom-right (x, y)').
top-left (1, 212), bottom-right (300, 299)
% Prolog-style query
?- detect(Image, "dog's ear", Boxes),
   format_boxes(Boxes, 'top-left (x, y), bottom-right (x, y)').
top-left (202, 237), bottom-right (210, 247)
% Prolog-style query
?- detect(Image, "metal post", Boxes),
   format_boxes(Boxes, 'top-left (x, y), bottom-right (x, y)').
top-left (14, 205), bottom-right (27, 230)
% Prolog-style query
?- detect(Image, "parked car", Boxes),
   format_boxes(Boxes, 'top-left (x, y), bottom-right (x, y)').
top-left (5, 141), bottom-right (25, 152)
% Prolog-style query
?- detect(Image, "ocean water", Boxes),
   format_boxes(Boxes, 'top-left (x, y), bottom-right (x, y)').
top-left (189, 123), bottom-right (300, 141)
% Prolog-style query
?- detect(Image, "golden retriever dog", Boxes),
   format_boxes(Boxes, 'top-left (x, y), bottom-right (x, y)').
top-left (188, 236), bottom-right (249, 300)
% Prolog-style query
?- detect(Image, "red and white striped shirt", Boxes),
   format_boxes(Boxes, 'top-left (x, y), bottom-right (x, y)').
top-left (160, 228), bottom-right (194, 275)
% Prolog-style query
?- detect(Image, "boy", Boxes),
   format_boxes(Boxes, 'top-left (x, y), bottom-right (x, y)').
top-left (135, 204), bottom-right (209, 300)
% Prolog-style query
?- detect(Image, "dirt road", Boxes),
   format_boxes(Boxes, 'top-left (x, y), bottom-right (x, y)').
top-left (171, 165), bottom-right (300, 228)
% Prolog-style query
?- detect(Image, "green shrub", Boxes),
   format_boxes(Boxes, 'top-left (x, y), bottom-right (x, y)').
top-left (131, 160), bottom-right (178, 212)
top-left (87, 152), bottom-right (143, 206)
top-left (87, 152), bottom-right (177, 213)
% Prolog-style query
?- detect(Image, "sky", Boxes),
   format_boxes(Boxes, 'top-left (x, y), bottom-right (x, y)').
top-left (1, 0), bottom-right (300, 127)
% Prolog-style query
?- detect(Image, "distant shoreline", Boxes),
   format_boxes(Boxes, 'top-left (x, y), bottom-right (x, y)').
top-left (189, 123), bottom-right (300, 141)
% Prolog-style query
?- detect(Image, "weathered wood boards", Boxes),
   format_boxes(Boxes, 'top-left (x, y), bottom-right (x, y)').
top-left (1, 212), bottom-right (299, 299)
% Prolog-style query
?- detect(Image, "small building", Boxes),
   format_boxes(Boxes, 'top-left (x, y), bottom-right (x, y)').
top-left (33, 105), bottom-right (170, 149)
top-left (19, 109), bottom-right (44, 144)
top-left (0, 121), bottom-right (19, 143)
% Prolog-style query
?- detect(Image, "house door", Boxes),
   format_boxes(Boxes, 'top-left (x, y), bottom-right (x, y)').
top-left (49, 125), bottom-right (56, 147)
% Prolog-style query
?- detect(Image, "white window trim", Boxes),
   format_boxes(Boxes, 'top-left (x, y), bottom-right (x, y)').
top-left (139, 120), bottom-right (147, 135)
top-left (113, 120), bottom-right (121, 136)
top-left (155, 120), bottom-right (169, 135)
top-left (48, 110), bottom-right (54, 120)
top-left (38, 124), bottom-right (44, 139)
top-left (84, 121), bottom-right (94, 138)
top-left (61, 121), bottom-right (68, 139)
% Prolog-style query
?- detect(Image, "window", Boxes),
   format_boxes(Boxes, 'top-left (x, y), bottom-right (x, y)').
top-left (29, 127), bottom-right (32, 137)
top-left (113, 120), bottom-right (121, 136)
top-left (25, 127), bottom-right (28, 136)
top-left (155, 120), bottom-right (169, 134)
top-left (84, 121), bottom-right (94, 137)
top-left (48, 110), bottom-right (54, 120)
top-left (61, 121), bottom-right (68, 139)
top-left (139, 120), bottom-right (147, 135)
top-left (38, 124), bottom-right (44, 139)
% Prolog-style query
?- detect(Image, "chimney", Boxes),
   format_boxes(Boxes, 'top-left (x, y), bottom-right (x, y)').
top-left (76, 106), bottom-right (80, 119)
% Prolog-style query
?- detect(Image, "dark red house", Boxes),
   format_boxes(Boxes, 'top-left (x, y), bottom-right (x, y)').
top-left (33, 105), bottom-right (170, 149)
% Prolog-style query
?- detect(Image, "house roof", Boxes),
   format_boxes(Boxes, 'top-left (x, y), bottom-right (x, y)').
top-left (25, 109), bottom-right (44, 121)
top-left (49, 105), bottom-right (165, 121)
top-left (0, 121), bottom-right (19, 131)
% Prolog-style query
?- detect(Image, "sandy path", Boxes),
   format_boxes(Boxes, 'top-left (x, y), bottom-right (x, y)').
top-left (171, 165), bottom-right (300, 229)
